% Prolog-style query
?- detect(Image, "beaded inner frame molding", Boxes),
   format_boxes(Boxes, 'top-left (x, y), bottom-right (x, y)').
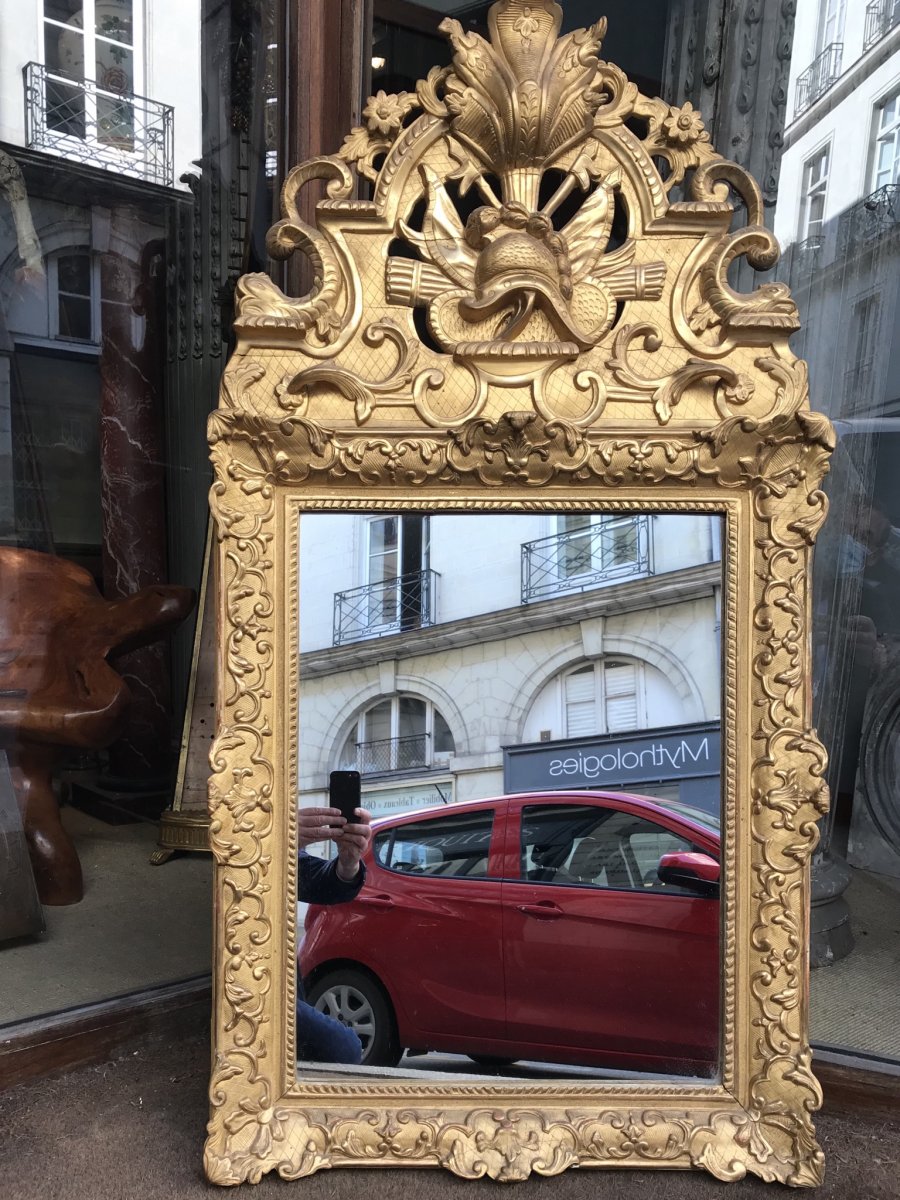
top-left (205, 1), bottom-right (833, 1187)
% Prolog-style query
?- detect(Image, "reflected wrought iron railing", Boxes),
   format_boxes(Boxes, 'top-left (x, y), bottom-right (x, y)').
top-left (522, 516), bottom-right (651, 604)
top-left (353, 734), bottom-right (430, 775)
top-left (794, 43), bottom-right (843, 117)
top-left (333, 569), bottom-right (439, 645)
top-left (23, 62), bottom-right (174, 187)
top-left (865, 0), bottom-right (900, 51)
top-left (837, 184), bottom-right (900, 258)
top-left (792, 234), bottom-right (825, 278)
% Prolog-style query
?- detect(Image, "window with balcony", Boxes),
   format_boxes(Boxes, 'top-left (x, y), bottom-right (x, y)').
top-left (26, 1), bottom-right (173, 185)
top-left (333, 516), bottom-right (438, 644)
top-left (865, 0), bottom-right (900, 51)
top-left (522, 514), bottom-right (650, 603)
top-left (795, 3), bottom-right (845, 118)
top-left (816, 0), bottom-right (847, 55)
top-left (799, 145), bottom-right (830, 246)
top-left (339, 695), bottom-right (455, 777)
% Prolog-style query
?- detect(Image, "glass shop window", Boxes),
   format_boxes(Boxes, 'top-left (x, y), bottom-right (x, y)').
top-left (0, 0), bottom-right (282, 1033)
top-left (774, 0), bottom-right (900, 1073)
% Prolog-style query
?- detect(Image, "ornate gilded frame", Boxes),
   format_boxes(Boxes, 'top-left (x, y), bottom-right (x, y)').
top-left (205, 2), bottom-right (832, 1187)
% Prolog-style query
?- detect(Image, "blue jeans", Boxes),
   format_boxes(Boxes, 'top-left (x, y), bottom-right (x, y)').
top-left (296, 1000), bottom-right (363, 1065)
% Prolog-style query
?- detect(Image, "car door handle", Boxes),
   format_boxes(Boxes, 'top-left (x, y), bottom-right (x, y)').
top-left (516, 902), bottom-right (564, 920)
top-left (360, 894), bottom-right (394, 909)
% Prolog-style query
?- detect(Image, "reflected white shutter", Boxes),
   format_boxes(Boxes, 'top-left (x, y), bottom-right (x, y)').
top-left (604, 662), bottom-right (639, 732)
top-left (565, 668), bottom-right (596, 737)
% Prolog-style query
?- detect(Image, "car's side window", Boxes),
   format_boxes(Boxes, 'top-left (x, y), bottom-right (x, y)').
top-left (374, 811), bottom-right (495, 879)
top-left (520, 805), bottom-right (703, 894)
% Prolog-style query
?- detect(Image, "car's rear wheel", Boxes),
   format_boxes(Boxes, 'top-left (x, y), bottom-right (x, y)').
top-left (307, 968), bottom-right (402, 1067)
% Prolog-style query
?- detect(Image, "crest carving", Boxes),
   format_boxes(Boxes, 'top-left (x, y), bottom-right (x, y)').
top-left (206, 2), bottom-right (831, 1191)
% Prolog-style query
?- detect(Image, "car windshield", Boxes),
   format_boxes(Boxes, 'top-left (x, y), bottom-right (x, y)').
top-left (650, 797), bottom-right (721, 837)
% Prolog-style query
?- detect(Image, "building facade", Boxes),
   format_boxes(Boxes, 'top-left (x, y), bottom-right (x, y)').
top-left (298, 513), bottom-right (722, 821)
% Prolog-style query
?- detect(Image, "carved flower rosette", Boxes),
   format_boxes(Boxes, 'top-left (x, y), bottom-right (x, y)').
top-left (206, 0), bottom-right (831, 1189)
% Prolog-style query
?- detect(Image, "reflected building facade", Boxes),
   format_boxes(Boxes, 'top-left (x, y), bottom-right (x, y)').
top-left (298, 513), bottom-right (722, 822)
top-left (775, 3), bottom-right (900, 950)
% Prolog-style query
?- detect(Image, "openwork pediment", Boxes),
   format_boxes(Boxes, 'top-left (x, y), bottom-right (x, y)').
top-left (220, 0), bottom-right (807, 454)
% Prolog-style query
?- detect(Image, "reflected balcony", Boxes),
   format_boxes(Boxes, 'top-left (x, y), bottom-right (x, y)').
top-left (333, 569), bottom-right (439, 646)
top-left (837, 184), bottom-right (900, 258)
top-left (794, 44), bottom-right (843, 117)
top-left (792, 234), bottom-right (825, 279)
top-left (865, 1), bottom-right (900, 51)
top-left (352, 734), bottom-right (431, 776)
top-left (24, 62), bottom-right (174, 187)
top-left (521, 516), bottom-right (651, 604)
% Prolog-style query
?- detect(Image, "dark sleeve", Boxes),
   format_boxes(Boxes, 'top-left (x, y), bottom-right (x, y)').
top-left (298, 850), bottom-right (366, 905)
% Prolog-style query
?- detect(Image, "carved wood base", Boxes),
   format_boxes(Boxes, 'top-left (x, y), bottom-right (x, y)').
top-left (9, 747), bottom-right (83, 906)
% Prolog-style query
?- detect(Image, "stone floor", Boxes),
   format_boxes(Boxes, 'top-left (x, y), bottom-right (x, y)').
top-left (0, 807), bottom-right (212, 1026)
top-left (811, 868), bottom-right (900, 1058)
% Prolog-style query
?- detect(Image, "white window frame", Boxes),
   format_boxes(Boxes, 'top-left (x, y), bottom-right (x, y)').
top-left (871, 87), bottom-right (900, 192)
top-left (39, 1), bottom-right (146, 168)
top-left (798, 143), bottom-right (830, 243)
top-left (815, 0), bottom-right (846, 55)
top-left (48, 249), bottom-right (102, 345)
top-left (560, 660), bottom-right (647, 740)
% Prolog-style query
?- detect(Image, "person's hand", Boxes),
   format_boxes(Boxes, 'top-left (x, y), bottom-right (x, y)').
top-left (298, 807), bottom-right (346, 850)
top-left (335, 808), bottom-right (373, 882)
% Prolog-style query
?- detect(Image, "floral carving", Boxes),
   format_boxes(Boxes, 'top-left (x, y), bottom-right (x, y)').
top-left (662, 101), bottom-right (710, 148)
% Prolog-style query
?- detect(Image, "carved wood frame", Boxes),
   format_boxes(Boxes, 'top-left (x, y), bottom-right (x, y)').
top-left (205, 2), bottom-right (832, 1186)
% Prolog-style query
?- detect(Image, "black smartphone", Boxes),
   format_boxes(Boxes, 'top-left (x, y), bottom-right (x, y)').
top-left (329, 770), bottom-right (361, 823)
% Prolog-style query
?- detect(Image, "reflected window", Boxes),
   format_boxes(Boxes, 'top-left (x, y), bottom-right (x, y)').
top-left (521, 804), bottom-right (701, 895)
top-left (51, 251), bottom-right (99, 343)
top-left (523, 514), bottom-right (650, 602)
top-left (873, 88), bottom-right (900, 191)
top-left (564, 661), bottom-right (642, 739)
top-left (799, 145), bottom-right (829, 244)
top-left (43, 0), bottom-right (140, 150)
top-left (815, 0), bottom-right (846, 56)
top-left (340, 694), bottom-right (455, 776)
top-left (374, 810), bottom-right (494, 879)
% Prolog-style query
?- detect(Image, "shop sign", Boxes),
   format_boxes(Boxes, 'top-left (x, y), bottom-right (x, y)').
top-left (361, 780), bottom-right (453, 820)
top-left (504, 722), bottom-right (721, 793)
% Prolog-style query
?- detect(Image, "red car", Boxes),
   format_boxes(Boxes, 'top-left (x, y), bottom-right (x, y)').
top-left (301, 790), bottom-right (720, 1076)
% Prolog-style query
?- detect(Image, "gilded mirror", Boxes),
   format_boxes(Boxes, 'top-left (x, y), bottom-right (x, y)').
top-left (206, 1), bottom-right (832, 1186)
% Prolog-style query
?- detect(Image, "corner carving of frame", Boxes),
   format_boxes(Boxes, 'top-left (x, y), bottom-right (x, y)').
top-left (205, 1), bottom-right (833, 1188)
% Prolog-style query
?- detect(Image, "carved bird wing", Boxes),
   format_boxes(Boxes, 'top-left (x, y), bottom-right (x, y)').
top-left (562, 170), bottom-right (622, 283)
top-left (398, 164), bottom-right (479, 290)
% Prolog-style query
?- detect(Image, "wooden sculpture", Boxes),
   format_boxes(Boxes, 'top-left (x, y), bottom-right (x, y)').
top-left (0, 547), bottom-right (193, 905)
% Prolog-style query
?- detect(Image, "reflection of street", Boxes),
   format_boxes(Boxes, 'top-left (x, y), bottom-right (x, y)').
top-left (299, 1052), bottom-right (702, 1085)
top-left (812, 869), bottom-right (900, 1058)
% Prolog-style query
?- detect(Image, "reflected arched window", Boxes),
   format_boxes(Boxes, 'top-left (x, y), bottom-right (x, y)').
top-left (563, 661), bottom-right (642, 738)
top-left (339, 695), bottom-right (455, 776)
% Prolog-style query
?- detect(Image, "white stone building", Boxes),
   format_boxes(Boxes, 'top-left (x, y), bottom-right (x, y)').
top-left (773, 0), bottom-right (900, 882)
top-left (298, 512), bottom-right (723, 824)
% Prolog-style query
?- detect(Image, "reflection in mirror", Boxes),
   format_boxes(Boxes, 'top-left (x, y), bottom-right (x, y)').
top-left (296, 512), bottom-right (723, 1083)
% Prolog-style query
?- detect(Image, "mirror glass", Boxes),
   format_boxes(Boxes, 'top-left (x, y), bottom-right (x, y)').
top-left (296, 511), bottom-right (723, 1082)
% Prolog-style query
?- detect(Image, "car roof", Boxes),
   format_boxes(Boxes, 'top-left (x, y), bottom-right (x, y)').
top-left (369, 790), bottom-right (720, 842)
